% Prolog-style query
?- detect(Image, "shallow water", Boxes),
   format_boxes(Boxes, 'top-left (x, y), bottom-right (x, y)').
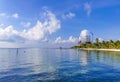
top-left (0, 48), bottom-right (120, 81)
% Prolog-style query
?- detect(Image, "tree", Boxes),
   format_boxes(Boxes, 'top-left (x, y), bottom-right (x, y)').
top-left (73, 39), bottom-right (120, 49)
top-left (96, 38), bottom-right (99, 44)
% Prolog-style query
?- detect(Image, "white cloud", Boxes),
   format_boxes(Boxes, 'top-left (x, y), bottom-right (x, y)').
top-left (79, 29), bottom-right (89, 41)
top-left (44, 10), bottom-right (61, 34)
top-left (21, 22), bottom-right (31, 28)
top-left (54, 36), bottom-right (62, 43)
top-left (0, 10), bottom-right (61, 42)
top-left (98, 38), bottom-right (103, 42)
top-left (21, 10), bottom-right (61, 40)
top-left (0, 13), bottom-right (9, 18)
top-left (54, 29), bottom-right (90, 44)
top-left (62, 12), bottom-right (75, 19)
top-left (0, 13), bottom-right (6, 17)
top-left (0, 23), bottom-right (4, 27)
top-left (84, 2), bottom-right (91, 16)
top-left (53, 36), bottom-right (78, 48)
top-left (54, 36), bottom-right (78, 43)
top-left (12, 13), bottom-right (19, 18)
top-left (0, 13), bottom-right (19, 18)
top-left (0, 25), bottom-right (20, 42)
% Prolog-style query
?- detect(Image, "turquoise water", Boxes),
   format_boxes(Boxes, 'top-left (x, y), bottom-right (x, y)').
top-left (0, 48), bottom-right (120, 81)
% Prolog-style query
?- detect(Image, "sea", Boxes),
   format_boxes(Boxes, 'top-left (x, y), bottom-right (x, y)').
top-left (0, 48), bottom-right (120, 82)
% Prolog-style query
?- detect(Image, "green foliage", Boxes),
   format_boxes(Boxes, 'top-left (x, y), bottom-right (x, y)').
top-left (72, 39), bottom-right (120, 49)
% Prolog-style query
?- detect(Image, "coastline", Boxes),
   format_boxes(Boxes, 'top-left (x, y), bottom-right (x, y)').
top-left (80, 48), bottom-right (120, 52)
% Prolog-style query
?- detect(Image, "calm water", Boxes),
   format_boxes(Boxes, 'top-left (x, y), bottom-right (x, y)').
top-left (0, 48), bottom-right (120, 82)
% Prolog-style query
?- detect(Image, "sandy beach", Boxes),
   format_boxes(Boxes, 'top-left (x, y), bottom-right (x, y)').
top-left (80, 48), bottom-right (120, 52)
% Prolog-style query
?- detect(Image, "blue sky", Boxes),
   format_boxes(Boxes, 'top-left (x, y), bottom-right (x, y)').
top-left (0, 0), bottom-right (120, 48)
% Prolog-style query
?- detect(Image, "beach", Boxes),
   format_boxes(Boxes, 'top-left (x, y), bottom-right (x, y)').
top-left (80, 48), bottom-right (120, 52)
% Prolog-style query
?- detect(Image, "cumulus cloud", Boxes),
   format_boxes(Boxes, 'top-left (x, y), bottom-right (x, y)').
top-left (62, 12), bottom-right (75, 19)
top-left (84, 2), bottom-right (91, 16)
top-left (0, 25), bottom-right (21, 42)
top-left (53, 36), bottom-right (78, 48)
top-left (54, 36), bottom-right (78, 43)
top-left (21, 22), bottom-right (31, 28)
top-left (79, 29), bottom-right (89, 40)
top-left (0, 10), bottom-right (61, 42)
top-left (12, 13), bottom-right (19, 18)
top-left (55, 29), bottom-right (90, 44)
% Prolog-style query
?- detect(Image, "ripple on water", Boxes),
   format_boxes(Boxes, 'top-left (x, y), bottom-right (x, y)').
top-left (0, 49), bottom-right (120, 81)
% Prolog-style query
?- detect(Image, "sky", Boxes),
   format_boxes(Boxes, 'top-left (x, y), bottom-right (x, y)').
top-left (0, 0), bottom-right (120, 48)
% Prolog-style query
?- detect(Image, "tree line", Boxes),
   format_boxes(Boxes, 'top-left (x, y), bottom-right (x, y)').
top-left (71, 38), bottom-right (120, 49)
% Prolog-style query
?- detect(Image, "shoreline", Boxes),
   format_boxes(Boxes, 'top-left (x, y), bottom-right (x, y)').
top-left (80, 48), bottom-right (120, 52)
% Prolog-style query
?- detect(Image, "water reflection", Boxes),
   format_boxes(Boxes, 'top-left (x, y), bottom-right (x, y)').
top-left (92, 51), bottom-right (120, 69)
top-left (78, 50), bottom-right (120, 69)
top-left (1, 48), bottom-right (120, 81)
top-left (77, 50), bottom-right (88, 66)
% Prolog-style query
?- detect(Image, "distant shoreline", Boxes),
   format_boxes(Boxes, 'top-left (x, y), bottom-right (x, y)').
top-left (80, 48), bottom-right (120, 52)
